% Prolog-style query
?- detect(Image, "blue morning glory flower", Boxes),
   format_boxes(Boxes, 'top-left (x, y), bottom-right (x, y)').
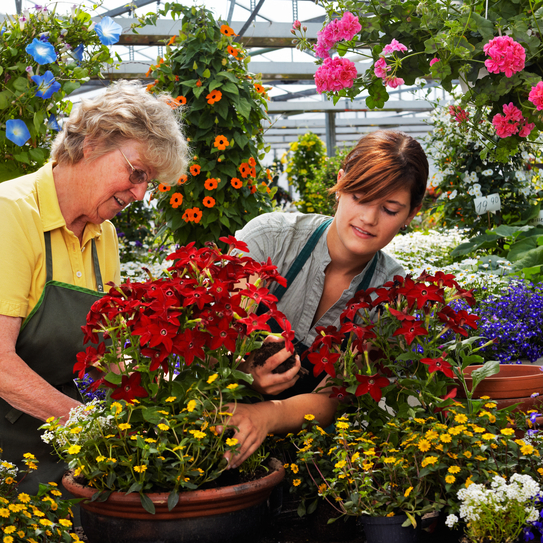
top-left (95, 16), bottom-right (122, 46)
top-left (25, 38), bottom-right (57, 65)
top-left (47, 114), bottom-right (61, 131)
top-left (73, 43), bottom-right (84, 62)
top-left (31, 70), bottom-right (61, 99)
top-left (6, 119), bottom-right (31, 146)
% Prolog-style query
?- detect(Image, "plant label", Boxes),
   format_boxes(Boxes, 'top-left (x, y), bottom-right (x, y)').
top-left (529, 210), bottom-right (543, 226)
top-left (473, 193), bottom-right (501, 215)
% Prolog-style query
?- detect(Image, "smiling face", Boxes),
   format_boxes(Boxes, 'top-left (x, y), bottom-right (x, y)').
top-left (330, 179), bottom-right (420, 266)
top-left (82, 142), bottom-right (154, 224)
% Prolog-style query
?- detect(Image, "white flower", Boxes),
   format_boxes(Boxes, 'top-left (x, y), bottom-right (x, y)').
top-left (449, 190), bottom-right (457, 199)
top-left (445, 514), bottom-right (458, 528)
top-left (482, 169), bottom-right (493, 176)
top-left (470, 171), bottom-right (479, 181)
top-left (515, 170), bottom-right (526, 181)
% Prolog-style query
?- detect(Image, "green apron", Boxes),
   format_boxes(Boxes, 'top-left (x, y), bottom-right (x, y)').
top-left (0, 230), bottom-right (105, 493)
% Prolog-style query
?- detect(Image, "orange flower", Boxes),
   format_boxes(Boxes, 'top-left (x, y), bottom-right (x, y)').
top-left (213, 135), bottom-right (229, 151)
top-left (204, 178), bottom-right (218, 190)
top-left (170, 193), bottom-right (183, 208)
top-left (203, 196), bottom-right (215, 208)
top-left (175, 75), bottom-right (179, 81)
top-left (196, 80), bottom-right (202, 87)
top-left (145, 66), bottom-right (153, 77)
top-left (206, 90), bottom-right (223, 105)
top-left (239, 163), bottom-right (251, 178)
top-left (254, 83), bottom-right (266, 94)
top-left (220, 24), bottom-right (237, 37)
top-left (165, 97), bottom-right (183, 109)
top-left (190, 165), bottom-right (201, 176)
top-left (158, 183), bottom-right (171, 192)
top-left (146, 83), bottom-right (155, 92)
top-left (248, 157), bottom-right (256, 167)
top-left (250, 185), bottom-right (257, 194)
top-left (175, 95), bottom-right (187, 105)
top-left (231, 177), bottom-right (242, 189)
top-left (250, 166), bottom-right (256, 177)
top-left (227, 45), bottom-right (240, 58)
top-left (177, 174), bottom-right (188, 184)
top-left (167, 35), bottom-right (176, 46)
top-left (192, 207), bottom-right (202, 223)
top-left (182, 209), bottom-right (192, 222)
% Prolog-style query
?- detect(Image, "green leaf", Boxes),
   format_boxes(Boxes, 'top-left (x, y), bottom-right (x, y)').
top-left (236, 97), bottom-right (251, 119)
top-left (12, 151), bottom-right (30, 165)
top-left (104, 371), bottom-right (122, 385)
top-left (63, 81), bottom-right (81, 95)
top-left (142, 407), bottom-right (162, 424)
top-left (512, 245), bottom-right (543, 270)
top-left (221, 81), bottom-right (239, 95)
top-left (202, 68), bottom-right (211, 78)
top-left (471, 13), bottom-right (495, 41)
top-left (13, 77), bottom-right (28, 91)
top-left (139, 493), bottom-right (156, 515)
top-left (208, 79), bottom-right (222, 91)
top-left (28, 148), bottom-right (45, 164)
top-left (217, 71), bottom-right (238, 83)
top-left (126, 482), bottom-right (143, 495)
top-left (193, 86), bottom-right (206, 99)
top-left (232, 131), bottom-right (248, 150)
top-left (0, 91), bottom-right (9, 109)
top-left (167, 491), bottom-right (179, 511)
top-left (471, 360), bottom-right (500, 393)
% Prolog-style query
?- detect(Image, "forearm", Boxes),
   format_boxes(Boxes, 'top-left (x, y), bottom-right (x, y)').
top-left (0, 352), bottom-right (80, 423)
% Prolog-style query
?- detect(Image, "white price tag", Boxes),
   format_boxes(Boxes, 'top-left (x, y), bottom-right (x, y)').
top-left (473, 193), bottom-right (501, 215)
top-left (529, 210), bottom-right (543, 226)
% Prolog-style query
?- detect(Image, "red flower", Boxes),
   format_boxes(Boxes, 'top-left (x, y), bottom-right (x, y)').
top-left (388, 307), bottom-right (417, 322)
top-left (405, 282), bottom-right (444, 309)
top-left (392, 320), bottom-right (428, 345)
top-left (431, 271), bottom-right (459, 289)
top-left (355, 374), bottom-right (390, 402)
top-left (240, 283), bottom-right (278, 305)
top-left (420, 353), bottom-right (455, 378)
top-left (219, 235), bottom-right (249, 253)
top-left (238, 313), bottom-right (272, 334)
top-left (206, 319), bottom-right (239, 352)
top-left (329, 386), bottom-right (348, 401)
top-left (173, 329), bottom-right (206, 366)
top-left (307, 346), bottom-right (339, 378)
top-left (110, 373), bottom-right (149, 403)
top-left (74, 342), bottom-right (106, 378)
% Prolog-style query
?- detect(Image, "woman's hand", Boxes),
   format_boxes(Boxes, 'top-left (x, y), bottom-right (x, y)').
top-left (239, 336), bottom-right (301, 395)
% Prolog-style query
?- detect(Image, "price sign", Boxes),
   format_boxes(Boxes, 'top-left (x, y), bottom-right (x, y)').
top-left (529, 210), bottom-right (543, 226)
top-left (473, 193), bottom-right (501, 215)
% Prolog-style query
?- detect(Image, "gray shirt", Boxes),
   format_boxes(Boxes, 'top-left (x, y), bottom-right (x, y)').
top-left (233, 212), bottom-right (405, 347)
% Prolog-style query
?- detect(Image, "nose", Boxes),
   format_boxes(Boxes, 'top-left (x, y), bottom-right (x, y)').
top-left (359, 203), bottom-right (379, 226)
top-left (130, 183), bottom-right (148, 202)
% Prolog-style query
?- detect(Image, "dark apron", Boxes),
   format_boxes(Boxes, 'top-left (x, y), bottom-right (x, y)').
top-left (0, 230), bottom-right (105, 493)
top-left (258, 218), bottom-right (378, 400)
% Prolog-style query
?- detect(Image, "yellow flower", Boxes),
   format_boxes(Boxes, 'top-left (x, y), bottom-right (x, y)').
top-left (187, 400), bottom-right (197, 412)
top-left (362, 462), bottom-right (374, 471)
top-left (304, 414), bottom-right (315, 421)
top-left (118, 423), bottom-right (131, 431)
top-left (383, 457), bottom-right (397, 464)
top-left (425, 430), bottom-right (438, 441)
top-left (521, 444), bottom-right (535, 455)
top-left (445, 475), bottom-right (456, 484)
top-left (4, 537), bottom-right (14, 543)
top-left (145, 438), bottom-right (156, 443)
top-left (482, 433), bottom-right (496, 441)
top-left (226, 383), bottom-right (238, 390)
top-left (157, 423), bottom-right (170, 431)
top-left (23, 453), bottom-right (36, 459)
top-left (39, 519), bottom-right (53, 526)
top-left (290, 464), bottom-right (299, 474)
top-left (421, 456), bottom-right (438, 467)
top-left (448, 466), bottom-right (461, 474)
top-left (17, 493), bottom-right (31, 503)
top-left (3, 527), bottom-right (16, 534)
top-left (226, 438), bottom-right (238, 447)
top-left (70, 426), bottom-right (83, 434)
top-left (465, 476), bottom-right (474, 487)
top-left (417, 439), bottom-right (431, 452)
top-left (59, 519), bottom-right (72, 527)
top-left (463, 450), bottom-right (472, 458)
top-left (318, 483), bottom-right (327, 494)
top-left (414, 418), bottom-right (426, 424)
top-left (439, 434), bottom-right (452, 443)
top-left (207, 374), bottom-right (218, 384)
top-left (404, 486), bottom-right (413, 497)
top-left (448, 426), bottom-right (463, 436)
top-left (454, 414), bottom-right (468, 423)
top-left (0, 508), bottom-right (9, 518)
top-left (165, 397), bottom-right (176, 402)
top-left (472, 426), bottom-right (486, 433)
top-left (386, 512), bottom-right (395, 517)
top-left (111, 402), bottom-right (122, 415)
top-left (67, 445), bottom-right (81, 455)
top-left (96, 456), bottom-right (106, 462)
top-left (134, 465), bottom-right (147, 473)
top-left (500, 428), bottom-right (515, 436)
top-left (474, 455), bottom-right (486, 461)
top-left (485, 402), bottom-right (497, 409)
top-left (351, 452), bottom-right (360, 462)
top-left (335, 460), bottom-right (347, 469)
top-left (189, 430), bottom-right (206, 439)
top-left (293, 479), bottom-right (301, 487)
top-left (336, 422), bottom-right (349, 430)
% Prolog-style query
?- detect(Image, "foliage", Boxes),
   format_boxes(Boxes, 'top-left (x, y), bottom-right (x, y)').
top-left (425, 104), bottom-right (542, 235)
top-left (446, 473), bottom-right (542, 543)
top-left (0, 3), bottom-right (119, 181)
top-left (288, 400), bottom-right (543, 525)
top-left (295, 145), bottom-right (350, 216)
top-left (138, 4), bottom-right (274, 249)
top-left (293, 0), bottom-right (543, 162)
top-left (0, 451), bottom-right (81, 542)
top-left (41, 238), bottom-right (294, 513)
top-left (111, 200), bottom-right (157, 264)
top-left (286, 132), bottom-right (327, 202)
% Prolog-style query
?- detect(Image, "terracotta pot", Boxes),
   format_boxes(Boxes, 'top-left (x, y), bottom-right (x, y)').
top-left (456, 364), bottom-right (543, 412)
top-left (62, 458), bottom-right (285, 543)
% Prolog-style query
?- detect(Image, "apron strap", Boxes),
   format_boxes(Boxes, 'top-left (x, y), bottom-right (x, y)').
top-left (273, 218), bottom-right (333, 302)
top-left (44, 231), bottom-right (104, 292)
top-left (355, 252), bottom-right (379, 292)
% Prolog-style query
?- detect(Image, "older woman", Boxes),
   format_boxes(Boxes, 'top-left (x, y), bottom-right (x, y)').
top-left (0, 80), bottom-right (188, 491)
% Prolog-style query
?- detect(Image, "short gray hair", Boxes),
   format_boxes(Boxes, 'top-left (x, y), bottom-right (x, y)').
top-left (51, 80), bottom-right (188, 185)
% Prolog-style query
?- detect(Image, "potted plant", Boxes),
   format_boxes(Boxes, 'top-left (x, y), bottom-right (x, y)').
top-left (136, 4), bottom-right (274, 249)
top-left (40, 237), bottom-right (291, 543)
top-left (0, 450), bottom-right (81, 542)
top-left (0, 4), bottom-right (120, 181)
top-left (293, 0), bottom-right (543, 162)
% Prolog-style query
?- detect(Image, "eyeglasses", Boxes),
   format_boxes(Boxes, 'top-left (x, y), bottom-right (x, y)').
top-left (119, 149), bottom-right (159, 191)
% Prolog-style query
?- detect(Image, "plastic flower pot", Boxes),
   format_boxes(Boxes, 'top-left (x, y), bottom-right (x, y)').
top-left (359, 514), bottom-right (421, 543)
top-left (62, 458), bottom-right (285, 543)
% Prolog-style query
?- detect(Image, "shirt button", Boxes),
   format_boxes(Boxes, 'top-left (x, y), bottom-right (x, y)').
top-left (76, 271), bottom-right (82, 278)
top-left (81, 246), bottom-right (86, 252)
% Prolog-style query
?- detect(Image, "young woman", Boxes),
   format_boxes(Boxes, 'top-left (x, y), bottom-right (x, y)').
top-left (224, 130), bottom-right (428, 468)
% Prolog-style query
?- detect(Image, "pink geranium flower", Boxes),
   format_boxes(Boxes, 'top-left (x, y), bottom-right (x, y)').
top-left (373, 57), bottom-right (389, 79)
top-left (448, 105), bottom-right (469, 123)
top-left (382, 38), bottom-right (407, 55)
top-left (315, 57), bottom-right (358, 93)
top-left (529, 81), bottom-right (543, 111)
top-left (292, 20), bottom-right (301, 30)
top-left (483, 36), bottom-right (525, 77)
top-left (430, 57), bottom-right (440, 66)
top-left (519, 122), bottom-right (535, 138)
top-left (337, 11), bottom-right (361, 41)
top-left (492, 102), bottom-right (531, 138)
top-left (386, 76), bottom-right (404, 88)
top-left (314, 12), bottom-right (361, 59)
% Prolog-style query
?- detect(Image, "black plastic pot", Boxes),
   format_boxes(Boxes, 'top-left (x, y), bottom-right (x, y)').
top-left (359, 514), bottom-right (421, 543)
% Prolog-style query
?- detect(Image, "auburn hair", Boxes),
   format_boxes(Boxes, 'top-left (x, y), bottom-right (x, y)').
top-left (330, 130), bottom-right (428, 212)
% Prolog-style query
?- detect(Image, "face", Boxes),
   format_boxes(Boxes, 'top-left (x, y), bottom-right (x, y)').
top-left (83, 142), bottom-right (155, 224)
top-left (331, 171), bottom-right (421, 263)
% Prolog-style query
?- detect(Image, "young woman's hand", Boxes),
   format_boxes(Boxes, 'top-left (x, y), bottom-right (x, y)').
top-left (239, 336), bottom-right (301, 395)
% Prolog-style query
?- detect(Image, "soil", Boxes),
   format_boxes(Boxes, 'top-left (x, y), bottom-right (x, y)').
top-left (251, 340), bottom-right (309, 376)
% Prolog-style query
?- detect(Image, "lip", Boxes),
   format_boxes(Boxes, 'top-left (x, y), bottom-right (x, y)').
top-left (352, 225), bottom-right (375, 238)
top-left (114, 196), bottom-right (127, 208)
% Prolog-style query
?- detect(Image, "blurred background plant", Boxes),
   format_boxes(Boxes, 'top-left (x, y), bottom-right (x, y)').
top-left (425, 104), bottom-right (542, 236)
top-left (0, 3), bottom-right (120, 181)
top-left (286, 131), bottom-right (326, 203)
top-left (140, 3), bottom-right (274, 249)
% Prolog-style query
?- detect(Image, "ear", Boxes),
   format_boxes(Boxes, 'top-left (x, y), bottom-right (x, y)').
top-left (404, 204), bottom-right (422, 226)
top-left (337, 169), bottom-right (345, 183)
